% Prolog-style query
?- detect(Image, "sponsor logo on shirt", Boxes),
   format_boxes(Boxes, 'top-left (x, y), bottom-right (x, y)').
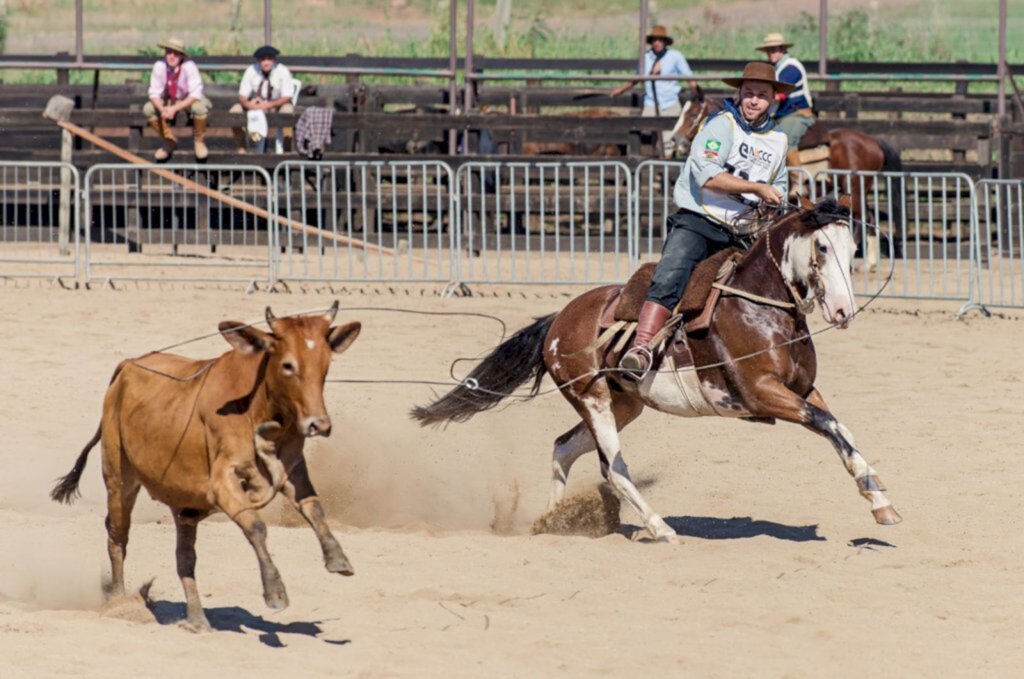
top-left (738, 142), bottom-right (775, 169)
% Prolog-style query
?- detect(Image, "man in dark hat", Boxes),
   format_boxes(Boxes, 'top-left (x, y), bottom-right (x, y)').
top-left (620, 62), bottom-right (792, 380)
top-left (230, 45), bottom-right (297, 153)
top-left (610, 25), bottom-right (700, 159)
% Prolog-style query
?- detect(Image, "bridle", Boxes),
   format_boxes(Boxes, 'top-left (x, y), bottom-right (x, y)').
top-left (763, 220), bottom-right (822, 317)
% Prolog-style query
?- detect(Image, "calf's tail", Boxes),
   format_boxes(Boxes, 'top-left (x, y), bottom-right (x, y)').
top-left (50, 425), bottom-right (102, 505)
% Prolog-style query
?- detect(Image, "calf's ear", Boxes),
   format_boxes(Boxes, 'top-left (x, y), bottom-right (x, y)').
top-left (327, 321), bottom-right (361, 354)
top-left (219, 321), bottom-right (273, 354)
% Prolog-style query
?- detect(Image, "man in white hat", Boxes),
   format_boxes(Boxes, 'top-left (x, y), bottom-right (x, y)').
top-left (229, 45), bottom-right (296, 153)
top-left (620, 62), bottom-right (791, 380)
top-left (755, 32), bottom-right (814, 165)
top-left (143, 38), bottom-right (212, 162)
top-left (610, 25), bottom-right (700, 159)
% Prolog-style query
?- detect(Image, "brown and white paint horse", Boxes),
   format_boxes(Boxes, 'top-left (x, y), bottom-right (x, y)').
top-left (413, 199), bottom-right (901, 542)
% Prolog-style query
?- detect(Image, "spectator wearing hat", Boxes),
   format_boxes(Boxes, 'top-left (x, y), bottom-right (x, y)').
top-left (756, 32), bottom-right (814, 164)
top-left (230, 45), bottom-right (296, 153)
top-left (610, 25), bottom-right (700, 159)
top-left (619, 62), bottom-right (791, 380)
top-left (143, 37), bottom-right (211, 162)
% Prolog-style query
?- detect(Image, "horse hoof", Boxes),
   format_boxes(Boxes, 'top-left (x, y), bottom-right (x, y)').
top-left (180, 616), bottom-right (212, 633)
top-left (326, 556), bottom-right (355, 577)
top-left (872, 505), bottom-right (903, 525)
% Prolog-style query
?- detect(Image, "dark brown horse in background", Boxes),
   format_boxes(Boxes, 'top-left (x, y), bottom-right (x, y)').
top-left (672, 94), bottom-right (904, 263)
top-left (413, 199), bottom-right (901, 542)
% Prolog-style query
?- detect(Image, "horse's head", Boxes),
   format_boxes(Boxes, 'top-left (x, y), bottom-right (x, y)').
top-left (777, 197), bottom-right (857, 328)
top-left (671, 93), bottom-right (721, 155)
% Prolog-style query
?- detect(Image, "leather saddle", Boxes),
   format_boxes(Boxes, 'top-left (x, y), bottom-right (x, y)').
top-left (600, 247), bottom-right (741, 336)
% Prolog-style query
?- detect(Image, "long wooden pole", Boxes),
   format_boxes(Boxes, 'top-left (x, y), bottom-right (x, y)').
top-left (51, 118), bottom-right (395, 256)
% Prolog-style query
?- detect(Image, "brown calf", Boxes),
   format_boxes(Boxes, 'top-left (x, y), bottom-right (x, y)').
top-left (51, 301), bottom-right (361, 631)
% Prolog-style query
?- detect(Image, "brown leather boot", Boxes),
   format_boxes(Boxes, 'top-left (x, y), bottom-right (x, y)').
top-left (232, 127), bottom-right (248, 154)
top-left (192, 116), bottom-right (209, 161)
top-left (619, 301), bottom-right (672, 381)
top-left (149, 118), bottom-right (177, 162)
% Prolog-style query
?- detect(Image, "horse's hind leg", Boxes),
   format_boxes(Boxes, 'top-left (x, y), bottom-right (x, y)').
top-left (576, 390), bottom-right (677, 542)
top-left (804, 389), bottom-right (901, 525)
top-left (548, 395), bottom-right (645, 511)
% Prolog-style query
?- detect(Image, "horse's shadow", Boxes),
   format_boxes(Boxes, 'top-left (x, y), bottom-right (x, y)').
top-left (658, 515), bottom-right (827, 542)
top-left (149, 600), bottom-right (350, 648)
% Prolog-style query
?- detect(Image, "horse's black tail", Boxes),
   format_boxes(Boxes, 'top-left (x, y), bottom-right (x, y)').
top-left (411, 313), bottom-right (556, 427)
top-left (879, 139), bottom-right (904, 258)
top-left (50, 425), bottom-right (102, 504)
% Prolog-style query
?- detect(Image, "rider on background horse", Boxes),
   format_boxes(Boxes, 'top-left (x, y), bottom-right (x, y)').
top-left (756, 32), bottom-right (814, 168)
top-left (620, 62), bottom-right (793, 380)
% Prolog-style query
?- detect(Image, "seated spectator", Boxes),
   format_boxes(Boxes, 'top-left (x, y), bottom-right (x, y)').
top-left (230, 45), bottom-right (296, 153)
top-left (143, 37), bottom-right (211, 162)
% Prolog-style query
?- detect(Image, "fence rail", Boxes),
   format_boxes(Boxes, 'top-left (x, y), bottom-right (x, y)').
top-left (0, 160), bottom-right (1018, 313)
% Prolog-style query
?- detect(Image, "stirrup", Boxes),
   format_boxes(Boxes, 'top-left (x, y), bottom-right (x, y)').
top-left (619, 346), bottom-right (653, 382)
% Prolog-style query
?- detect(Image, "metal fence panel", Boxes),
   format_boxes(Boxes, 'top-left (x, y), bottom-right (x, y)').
top-left (455, 161), bottom-right (633, 285)
top-left (634, 160), bottom-right (816, 263)
top-left (815, 169), bottom-right (977, 303)
top-left (0, 161), bottom-right (80, 280)
top-left (975, 179), bottom-right (1024, 308)
top-left (83, 164), bottom-right (274, 285)
top-left (272, 160), bottom-right (456, 283)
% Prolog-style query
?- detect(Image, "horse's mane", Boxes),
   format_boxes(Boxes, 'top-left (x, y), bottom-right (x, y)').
top-left (735, 198), bottom-right (852, 270)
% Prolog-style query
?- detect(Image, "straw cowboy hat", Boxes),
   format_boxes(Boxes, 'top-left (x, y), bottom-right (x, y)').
top-left (722, 61), bottom-right (796, 93)
top-left (157, 37), bottom-right (187, 54)
top-left (754, 32), bottom-right (794, 52)
top-left (646, 25), bottom-right (674, 46)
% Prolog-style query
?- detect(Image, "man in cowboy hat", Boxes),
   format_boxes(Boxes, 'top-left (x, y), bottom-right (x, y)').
top-left (756, 32), bottom-right (814, 164)
top-left (229, 45), bottom-right (297, 153)
top-left (610, 25), bottom-right (700, 159)
top-left (143, 37), bottom-right (212, 162)
top-left (620, 62), bottom-right (791, 380)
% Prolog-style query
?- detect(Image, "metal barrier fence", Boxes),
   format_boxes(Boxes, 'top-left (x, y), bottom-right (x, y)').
top-left (1, 159), bottom-right (1021, 313)
top-left (272, 160), bottom-right (456, 284)
top-left (83, 164), bottom-right (275, 284)
top-left (454, 161), bottom-right (633, 284)
top-left (0, 161), bottom-right (80, 280)
top-left (634, 160), bottom-right (815, 261)
top-left (975, 180), bottom-right (1024, 309)
top-left (815, 169), bottom-right (978, 306)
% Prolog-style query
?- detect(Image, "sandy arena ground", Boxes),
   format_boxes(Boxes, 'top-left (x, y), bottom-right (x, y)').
top-left (0, 280), bottom-right (1022, 677)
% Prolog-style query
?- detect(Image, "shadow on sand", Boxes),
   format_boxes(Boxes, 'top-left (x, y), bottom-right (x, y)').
top-left (658, 515), bottom-right (827, 542)
top-left (150, 600), bottom-right (350, 648)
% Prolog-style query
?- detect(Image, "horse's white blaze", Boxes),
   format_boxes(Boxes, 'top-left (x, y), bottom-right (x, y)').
top-left (816, 222), bottom-right (857, 327)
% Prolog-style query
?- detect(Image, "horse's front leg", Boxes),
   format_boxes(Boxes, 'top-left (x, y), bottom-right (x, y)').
top-left (749, 380), bottom-right (901, 525)
top-left (804, 389), bottom-right (901, 525)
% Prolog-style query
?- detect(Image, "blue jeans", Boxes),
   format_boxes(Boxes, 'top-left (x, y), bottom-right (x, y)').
top-left (646, 211), bottom-right (739, 310)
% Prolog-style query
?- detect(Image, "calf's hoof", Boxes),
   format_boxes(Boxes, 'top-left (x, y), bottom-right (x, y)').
top-left (263, 583), bottom-right (289, 611)
top-left (872, 505), bottom-right (903, 525)
top-left (326, 554), bottom-right (355, 576)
